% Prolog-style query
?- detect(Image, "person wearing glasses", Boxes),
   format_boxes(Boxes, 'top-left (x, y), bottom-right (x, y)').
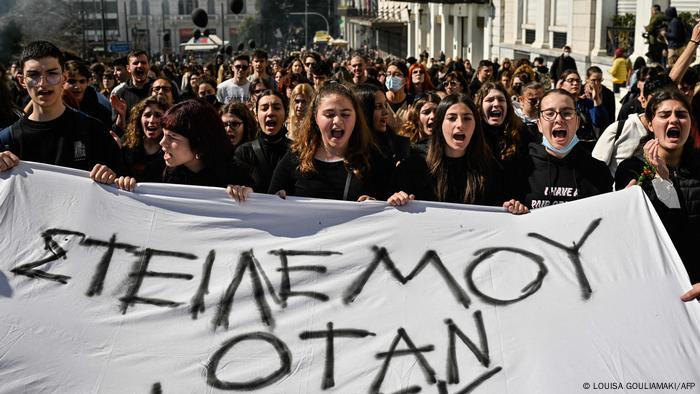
top-left (0, 40), bottom-right (124, 181)
top-left (220, 101), bottom-right (256, 152)
top-left (442, 72), bottom-right (467, 97)
top-left (557, 69), bottom-right (610, 149)
top-left (514, 81), bottom-right (545, 138)
top-left (101, 68), bottom-right (116, 98)
top-left (150, 78), bottom-right (176, 107)
top-left (247, 77), bottom-right (273, 111)
top-left (519, 89), bottom-right (612, 209)
top-left (217, 53), bottom-right (251, 105)
top-left (302, 52), bottom-right (320, 82)
top-left (406, 63), bottom-right (435, 99)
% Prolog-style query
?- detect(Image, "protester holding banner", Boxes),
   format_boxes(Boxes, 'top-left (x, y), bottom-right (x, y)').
top-left (517, 89), bottom-right (612, 209)
top-left (263, 82), bottom-right (392, 201)
top-left (113, 99), bottom-right (244, 190)
top-left (232, 89), bottom-right (291, 193)
top-left (388, 93), bottom-right (526, 213)
top-left (0, 41), bottom-right (123, 182)
top-left (121, 95), bottom-right (169, 178)
top-left (615, 89), bottom-right (700, 284)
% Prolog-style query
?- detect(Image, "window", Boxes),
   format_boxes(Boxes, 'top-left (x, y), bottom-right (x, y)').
top-left (208, 0), bottom-right (215, 15)
top-left (142, 0), bottom-right (149, 15)
top-left (130, 0), bottom-right (137, 15)
top-left (179, 0), bottom-right (194, 15)
top-left (178, 0), bottom-right (184, 15)
top-left (162, 0), bottom-right (170, 16)
top-left (526, 0), bottom-right (536, 25)
top-left (553, 32), bottom-right (567, 48)
top-left (525, 29), bottom-right (535, 44)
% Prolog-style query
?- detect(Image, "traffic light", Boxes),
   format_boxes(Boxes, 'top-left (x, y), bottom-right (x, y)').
top-left (230, 0), bottom-right (243, 14)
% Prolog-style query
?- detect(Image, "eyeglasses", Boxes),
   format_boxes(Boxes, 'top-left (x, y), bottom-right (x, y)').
top-left (540, 108), bottom-right (577, 121)
top-left (412, 70), bottom-right (424, 75)
top-left (254, 89), bottom-right (266, 95)
top-left (564, 77), bottom-right (581, 84)
top-left (445, 80), bottom-right (459, 87)
top-left (305, 62), bottom-right (316, 67)
top-left (152, 86), bottom-right (172, 93)
top-left (234, 64), bottom-right (249, 70)
top-left (224, 120), bottom-right (243, 128)
top-left (23, 72), bottom-right (62, 87)
top-left (526, 98), bottom-right (540, 106)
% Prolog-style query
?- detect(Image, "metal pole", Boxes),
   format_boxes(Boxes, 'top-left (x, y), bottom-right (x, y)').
top-left (304, 0), bottom-right (308, 49)
top-left (124, 1), bottom-right (129, 42)
top-left (100, 0), bottom-right (107, 53)
top-left (81, 0), bottom-right (86, 59)
top-left (220, 2), bottom-right (224, 45)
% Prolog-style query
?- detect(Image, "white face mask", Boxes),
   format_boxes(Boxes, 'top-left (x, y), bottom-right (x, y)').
top-left (563, 52), bottom-right (571, 58)
top-left (384, 76), bottom-right (403, 92)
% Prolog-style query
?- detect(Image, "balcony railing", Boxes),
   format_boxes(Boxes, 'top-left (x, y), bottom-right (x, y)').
top-left (606, 27), bottom-right (635, 56)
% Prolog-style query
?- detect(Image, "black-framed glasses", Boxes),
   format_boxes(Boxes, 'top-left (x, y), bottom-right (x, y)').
top-left (224, 120), bottom-right (243, 128)
top-left (564, 77), bottom-right (581, 84)
top-left (234, 64), bottom-right (249, 70)
top-left (445, 80), bottom-right (459, 87)
top-left (540, 108), bottom-right (577, 121)
top-left (152, 86), bottom-right (172, 93)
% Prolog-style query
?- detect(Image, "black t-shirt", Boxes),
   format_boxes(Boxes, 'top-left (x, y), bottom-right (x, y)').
top-left (268, 150), bottom-right (393, 201)
top-left (2, 107), bottom-right (124, 173)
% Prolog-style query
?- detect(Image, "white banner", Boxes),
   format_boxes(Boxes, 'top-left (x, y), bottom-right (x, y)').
top-left (1, 162), bottom-right (699, 394)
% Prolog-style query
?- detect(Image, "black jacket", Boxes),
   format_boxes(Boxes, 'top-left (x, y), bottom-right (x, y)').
top-left (615, 153), bottom-right (700, 283)
top-left (520, 143), bottom-right (612, 209)
top-left (234, 131), bottom-right (291, 193)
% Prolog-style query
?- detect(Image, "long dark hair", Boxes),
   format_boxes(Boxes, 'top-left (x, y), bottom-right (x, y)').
top-left (475, 82), bottom-right (524, 161)
top-left (427, 93), bottom-right (494, 203)
top-left (220, 101), bottom-right (257, 144)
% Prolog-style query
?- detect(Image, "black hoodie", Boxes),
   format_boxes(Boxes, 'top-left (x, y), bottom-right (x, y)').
top-left (521, 143), bottom-right (612, 209)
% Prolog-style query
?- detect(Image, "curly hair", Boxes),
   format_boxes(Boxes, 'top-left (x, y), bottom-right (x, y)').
top-left (291, 82), bottom-right (373, 178)
top-left (474, 82), bottom-right (524, 161)
top-left (123, 95), bottom-right (170, 150)
top-left (287, 83), bottom-right (314, 139)
top-left (400, 92), bottom-right (441, 144)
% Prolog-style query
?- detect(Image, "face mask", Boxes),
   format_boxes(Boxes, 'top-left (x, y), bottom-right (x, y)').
top-left (563, 52), bottom-right (571, 58)
top-left (385, 76), bottom-right (403, 92)
top-left (204, 94), bottom-right (217, 105)
top-left (542, 134), bottom-right (580, 156)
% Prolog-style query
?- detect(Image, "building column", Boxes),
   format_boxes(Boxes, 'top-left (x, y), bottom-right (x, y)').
top-left (591, 0), bottom-right (616, 57)
top-left (407, 18), bottom-right (415, 57)
top-left (430, 4), bottom-right (440, 58)
top-left (440, 5), bottom-right (453, 59)
top-left (453, 13), bottom-right (462, 60)
top-left (532, 0), bottom-right (550, 48)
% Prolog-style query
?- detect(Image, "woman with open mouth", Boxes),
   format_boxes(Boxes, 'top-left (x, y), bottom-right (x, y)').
top-left (398, 92), bottom-right (441, 158)
top-left (121, 95), bottom-right (170, 179)
top-left (219, 101), bottom-right (257, 153)
top-left (113, 99), bottom-right (246, 191)
top-left (245, 82), bottom-right (393, 202)
top-left (388, 93), bottom-right (526, 214)
top-left (475, 82), bottom-right (534, 196)
top-left (232, 89), bottom-right (291, 194)
top-left (614, 89), bottom-right (700, 287)
top-left (519, 89), bottom-right (612, 210)
top-left (286, 83), bottom-right (314, 141)
top-left (354, 84), bottom-right (411, 167)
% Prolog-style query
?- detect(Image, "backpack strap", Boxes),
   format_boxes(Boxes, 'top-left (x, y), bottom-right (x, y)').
top-left (613, 119), bottom-right (625, 143)
top-left (343, 169), bottom-right (353, 201)
top-left (252, 139), bottom-right (272, 179)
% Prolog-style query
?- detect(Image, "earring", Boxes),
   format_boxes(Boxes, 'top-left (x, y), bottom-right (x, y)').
top-left (195, 153), bottom-right (201, 160)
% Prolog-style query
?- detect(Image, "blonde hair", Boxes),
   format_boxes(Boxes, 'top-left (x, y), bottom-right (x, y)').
top-left (287, 83), bottom-right (314, 140)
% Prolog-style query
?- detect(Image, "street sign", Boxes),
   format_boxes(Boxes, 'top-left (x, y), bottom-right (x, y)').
top-left (108, 42), bottom-right (131, 53)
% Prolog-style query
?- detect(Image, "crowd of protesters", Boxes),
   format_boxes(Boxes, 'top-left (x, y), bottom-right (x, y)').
top-left (1, 18), bottom-right (700, 301)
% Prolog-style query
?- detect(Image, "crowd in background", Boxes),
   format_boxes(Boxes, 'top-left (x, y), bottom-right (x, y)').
top-left (1, 14), bottom-right (700, 301)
